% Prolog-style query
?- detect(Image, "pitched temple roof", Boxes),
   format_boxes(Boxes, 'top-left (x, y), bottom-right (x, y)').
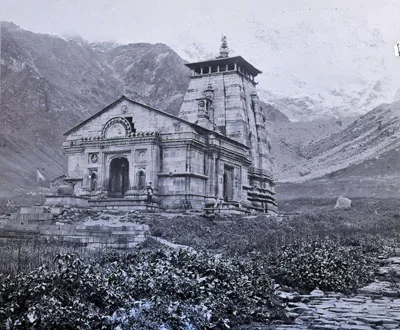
top-left (64, 37), bottom-right (257, 148)
top-left (64, 95), bottom-right (188, 136)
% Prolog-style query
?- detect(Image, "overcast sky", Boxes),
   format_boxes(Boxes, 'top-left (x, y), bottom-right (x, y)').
top-left (1, 0), bottom-right (399, 51)
top-left (2, 0), bottom-right (400, 118)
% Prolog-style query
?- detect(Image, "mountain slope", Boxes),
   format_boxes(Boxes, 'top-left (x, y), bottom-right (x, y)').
top-left (174, 8), bottom-right (398, 122)
top-left (261, 101), bottom-right (290, 123)
top-left (268, 117), bottom-right (356, 176)
top-left (277, 101), bottom-right (400, 183)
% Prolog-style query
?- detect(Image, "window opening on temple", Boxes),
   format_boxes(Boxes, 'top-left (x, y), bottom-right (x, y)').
top-left (124, 117), bottom-right (136, 133)
top-left (137, 169), bottom-right (146, 189)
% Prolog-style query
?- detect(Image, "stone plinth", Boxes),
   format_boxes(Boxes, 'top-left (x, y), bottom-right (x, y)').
top-left (0, 220), bottom-right (149, 249)
top-left (44, 196), bottom-right (89, 207)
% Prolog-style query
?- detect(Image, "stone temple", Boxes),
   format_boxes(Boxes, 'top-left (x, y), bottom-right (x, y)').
top-left (58, 37), bottom-right (277, 214)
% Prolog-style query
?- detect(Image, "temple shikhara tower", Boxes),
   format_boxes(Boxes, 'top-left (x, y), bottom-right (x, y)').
top-left (58, 37), bottom-right (277, 214)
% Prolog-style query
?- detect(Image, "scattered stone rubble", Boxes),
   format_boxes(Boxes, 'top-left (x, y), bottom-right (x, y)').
top-left (272, 254), bottom-right (400, 330)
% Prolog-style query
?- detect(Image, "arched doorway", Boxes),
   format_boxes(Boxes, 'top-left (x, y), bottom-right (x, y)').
top-left (108, 157), bottom-right (129, 197)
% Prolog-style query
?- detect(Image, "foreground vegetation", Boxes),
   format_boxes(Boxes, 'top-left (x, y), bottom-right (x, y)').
top-left (1, 198), bottom-right (400, 328)
top-left (1, 249), bottom-right (287, 329)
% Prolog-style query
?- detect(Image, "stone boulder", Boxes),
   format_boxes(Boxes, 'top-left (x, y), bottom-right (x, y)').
top-left (310, 288), bottom-right (324, 297)
top-left (334, 196), bottom-right (352, 209)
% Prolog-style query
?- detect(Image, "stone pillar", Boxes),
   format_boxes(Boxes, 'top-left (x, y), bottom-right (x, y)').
top-left (102, 154), bottom-right (109, 192)
top-left (125, 148), bottom-right (136, 196)
top-left (216, 157), bottom-right (223, 198)
top-left (208, 153), bottom-right (216, 200)
top-left (95, 152), bottom-right (103, 193)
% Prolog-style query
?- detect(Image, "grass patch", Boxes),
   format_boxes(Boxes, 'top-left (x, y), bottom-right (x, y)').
top-left (0, 239), bottom-right (101, 277)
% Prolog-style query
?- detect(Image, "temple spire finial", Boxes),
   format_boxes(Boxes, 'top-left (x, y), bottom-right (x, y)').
top-left (218, 35), bottom-right (229, 58)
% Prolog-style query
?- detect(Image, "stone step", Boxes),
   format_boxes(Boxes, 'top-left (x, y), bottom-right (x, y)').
top-left (10, 213), bottom-right (53, 222)
top-left (19, 206), bottom-right (48, 214)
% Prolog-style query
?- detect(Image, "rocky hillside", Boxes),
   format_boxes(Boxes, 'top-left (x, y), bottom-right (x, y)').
top-left (268, 117), bottom-right (356, 177)
top-left (276, 101), bottom-right (400, 184)
top-left (0, 22), bottom-right (190, 195)
top-left (261, 101), bottom-right (290, 123)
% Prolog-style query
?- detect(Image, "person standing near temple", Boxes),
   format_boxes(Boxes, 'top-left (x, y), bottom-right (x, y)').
top-left (146, 182), bottom-right (154, 204)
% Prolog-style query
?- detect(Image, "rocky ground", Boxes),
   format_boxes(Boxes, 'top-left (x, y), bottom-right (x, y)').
top-left (271, 255), bottom-right (400, 330)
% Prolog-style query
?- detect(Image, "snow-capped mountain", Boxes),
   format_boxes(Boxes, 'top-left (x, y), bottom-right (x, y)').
top-left (172, 9), bottom-right (400, 121)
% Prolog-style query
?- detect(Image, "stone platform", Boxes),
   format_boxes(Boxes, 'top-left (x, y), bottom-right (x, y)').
top-left (0, 207), bottom-right (149, 249)
top-left (88, 198), bottom-right (161, 211)
top-left (204, 201), bottom-right (252, 216)
top-left (44, 195), bottom-right (89, 207)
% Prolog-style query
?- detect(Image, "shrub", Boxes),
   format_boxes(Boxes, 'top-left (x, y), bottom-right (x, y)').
top-left (265, 238), bottom-right (376, 293)
top-left (0, 239), bottom-right (95, 277)
top-left (99, 249), bottom-right (285, 329)
top-left (0, 250), bottom-right (286, 329)
top-left (0, 253), bottom-right (123, 329)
